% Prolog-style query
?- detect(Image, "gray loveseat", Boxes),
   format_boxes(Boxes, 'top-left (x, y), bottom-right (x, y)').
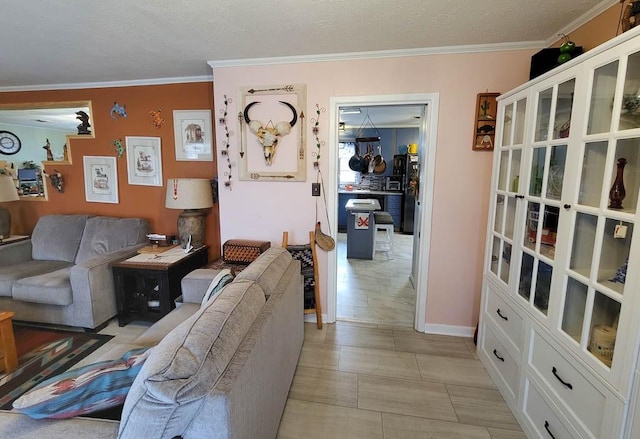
top-left (0, 247), bottom-right (304, 439)
top-left (0, 214), bottom-right (149, 329)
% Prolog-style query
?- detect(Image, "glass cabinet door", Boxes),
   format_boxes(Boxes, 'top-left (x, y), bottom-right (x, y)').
top-left (558, 51), bottom-right (640, 371)
top-left (489, 96), bottom-right (527, 287)
top-left (516, 78), bottom-right (575, 318)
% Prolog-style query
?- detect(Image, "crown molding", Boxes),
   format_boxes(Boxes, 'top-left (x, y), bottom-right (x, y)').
top-left (546, 0), bottom-right (620, 46)
top-left (207, 40), bottom-right (545, 70)
top-left (0, 75), bottom-right (213, 93)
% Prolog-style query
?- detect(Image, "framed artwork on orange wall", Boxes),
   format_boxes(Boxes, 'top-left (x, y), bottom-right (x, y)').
top-left (83, 156), bottom-right (118, 203)
top-left (472, 92), bottom-right (499, 151)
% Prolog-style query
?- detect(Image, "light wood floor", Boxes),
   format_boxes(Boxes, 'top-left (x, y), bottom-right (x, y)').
top-left (277, 321), bottom-right (526, 438)
top-left (336, 231), bottom-right (416, 327)
top-left (279, 231), bottom-right (526, 438)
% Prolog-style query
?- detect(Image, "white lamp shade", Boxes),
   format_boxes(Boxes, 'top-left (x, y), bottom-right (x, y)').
top-left (0, 176), bottom-right (19, 202)
top-left (165, 178), bottom-right (213, 210)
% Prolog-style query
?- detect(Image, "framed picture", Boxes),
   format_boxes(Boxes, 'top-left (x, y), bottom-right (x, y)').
top-left (472, 92), bottom-right (499, 151)
top-left (238, 83), bottom-right (307, 181)
top-left (83, 156), bottom-right (118, 203)
top-left (173, 110), bottom-right (213, 161)
top-left (125, 136), bottom-right (163, 186)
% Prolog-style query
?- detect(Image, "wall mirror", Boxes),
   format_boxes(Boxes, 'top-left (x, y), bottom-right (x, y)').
top-left (0, 101), bottom-right (94, 200)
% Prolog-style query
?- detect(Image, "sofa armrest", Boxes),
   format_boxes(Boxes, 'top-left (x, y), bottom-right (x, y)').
top-left (0, 240), bottom-right (32, 267)
top-left (180, 269), bottom-right (222, 304)
top-left (69, 244), bottom-right (144, 328)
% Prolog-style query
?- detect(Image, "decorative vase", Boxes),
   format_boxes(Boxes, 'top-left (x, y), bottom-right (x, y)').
top-left (609, 158), bottom-right (627, 209)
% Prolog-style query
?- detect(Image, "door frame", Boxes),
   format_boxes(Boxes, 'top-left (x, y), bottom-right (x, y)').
top-left (326, 93), bottom-right (439, 332)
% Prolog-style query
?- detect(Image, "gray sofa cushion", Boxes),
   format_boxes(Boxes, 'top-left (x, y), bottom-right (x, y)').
top-left (180, 268), bottom-right (223, 304)
top-left (75, 217), bottom-right (149, 264)
top-left (235, 247), bottom-right (293, 296)
top-left (31, 215), bottom-right (89, 262)
top-left (0, 260), bottom-right (72, 296)
top-left (133, 303), bottom-right (200, 348)
top-left (119, 279), bottom-right (266, 439)
top-left (12, 267), bottom-right (73, 305)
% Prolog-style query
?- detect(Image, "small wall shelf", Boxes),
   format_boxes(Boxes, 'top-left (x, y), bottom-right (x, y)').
top-left (473, 92), bottom-right (499, 151)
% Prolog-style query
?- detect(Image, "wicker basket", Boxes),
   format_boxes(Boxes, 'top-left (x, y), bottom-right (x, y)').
top-left (223, 239), bottom-right (271, 264)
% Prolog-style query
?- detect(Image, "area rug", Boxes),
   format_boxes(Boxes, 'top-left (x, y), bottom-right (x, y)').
top-left (0, 324), bottom-right (113, 410)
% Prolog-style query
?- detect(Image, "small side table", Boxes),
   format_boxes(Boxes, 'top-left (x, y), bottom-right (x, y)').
top-left (0, 235), bottom-right (29, 247)
top-left (0, 311), bottom-right (18, 374)
top-left (112, 246), bottom-right (208, 326)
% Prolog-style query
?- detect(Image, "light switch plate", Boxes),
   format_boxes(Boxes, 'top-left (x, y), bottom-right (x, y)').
top-left (312, 183), bottom-right (321, 196)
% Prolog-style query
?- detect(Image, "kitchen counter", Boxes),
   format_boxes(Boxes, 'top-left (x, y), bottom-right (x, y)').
top-left (344, 198), bottom-right (381, 260)
top-left (338, 189), bottom-right (402, 195)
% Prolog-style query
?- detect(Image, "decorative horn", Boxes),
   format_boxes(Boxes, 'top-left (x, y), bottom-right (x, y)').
top-left (243, 101), bottom-right (260, 124)
top-left (280, 101), bottom-right (297, 127)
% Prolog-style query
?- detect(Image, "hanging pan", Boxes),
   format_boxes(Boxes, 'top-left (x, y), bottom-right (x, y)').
top-left (373, 145), bottom-right (386, 174)
top-left (348, 142), bottom-right (363, 171)
top-left (361, 144), bottom-right (373, 174)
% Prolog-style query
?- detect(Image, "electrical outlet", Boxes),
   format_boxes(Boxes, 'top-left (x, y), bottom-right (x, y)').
top-left (312, 183), bottom-right (321, 197)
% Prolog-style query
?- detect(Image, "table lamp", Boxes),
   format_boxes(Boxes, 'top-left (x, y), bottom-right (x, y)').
top-left (0, 175), bottom-right (19, 239)
top-left (165, 178), bottom-right (213, 249)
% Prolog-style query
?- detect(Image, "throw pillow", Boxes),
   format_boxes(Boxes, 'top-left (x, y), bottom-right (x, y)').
top-left (13, 347), bottom-right (151, 419)
top-left (200, 268), bottom-right (234, 306)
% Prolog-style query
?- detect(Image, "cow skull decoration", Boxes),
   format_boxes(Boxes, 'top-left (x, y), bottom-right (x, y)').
top-left (243, 101), bottom-right (298, 165)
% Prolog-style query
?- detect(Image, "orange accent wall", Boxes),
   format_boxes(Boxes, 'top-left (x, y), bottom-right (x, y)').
top-left (0, 82), bottom-right (221, 261)
top-left (550, 4), bottom-right (624, 50)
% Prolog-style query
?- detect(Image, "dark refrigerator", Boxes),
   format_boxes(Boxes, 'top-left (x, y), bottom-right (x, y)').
top-left (392, 153), bottom-right (419, 234)
top-left (403, 153), bottom-right (419, 234)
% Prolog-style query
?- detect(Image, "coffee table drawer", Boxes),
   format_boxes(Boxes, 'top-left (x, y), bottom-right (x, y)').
top-left (484, 284), bottom-right (523, 350)
top-left (529, 329), bottom-right (608, 437)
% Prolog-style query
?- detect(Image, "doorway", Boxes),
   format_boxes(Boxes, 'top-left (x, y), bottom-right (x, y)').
top-left (326, 93), bottom-right (439, 332)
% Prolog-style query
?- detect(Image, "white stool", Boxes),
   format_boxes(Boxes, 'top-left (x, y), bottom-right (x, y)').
top-left (374, 211), bottom-right (394, 255)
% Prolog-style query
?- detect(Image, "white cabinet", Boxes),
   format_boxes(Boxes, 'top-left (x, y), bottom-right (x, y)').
top-left (479, 28), bottom-right (640, 438)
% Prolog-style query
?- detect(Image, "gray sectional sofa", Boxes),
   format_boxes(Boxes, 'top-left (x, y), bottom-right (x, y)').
top-left (0, 214), bottom-right (149, 329)
top-left (0, 247), bottom-right (304, 439)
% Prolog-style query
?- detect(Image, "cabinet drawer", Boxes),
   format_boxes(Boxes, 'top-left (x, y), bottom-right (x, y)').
top-left (484, 286), bottom-right (523, 351)
top-left (523, 379), bottom-right (576, 439)
top-left (480, 322), bottom-right (520, 401)
top-left (529, 330), bottom-right (607, 437)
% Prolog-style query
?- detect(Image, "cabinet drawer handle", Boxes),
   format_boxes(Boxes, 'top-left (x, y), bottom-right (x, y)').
top-left (515, 194), bottom-right (525, 199)
top-left (563, 204), bottom-right (571, 210)
top-left (552, 366), bottom-right (573, 389)
top-left (496, 308), bottom-right (508, 321)
top-left (544, 421), bottom-right (556, 439)
top-left (493, 349), bottom-right (505, 362)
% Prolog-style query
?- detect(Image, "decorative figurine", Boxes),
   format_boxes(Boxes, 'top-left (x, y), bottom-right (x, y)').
top-left (609, 158), bottom-right (628, 209)
top-left (243, 101), bottom-right (298, 165)
top-left (43, 138), bottom-right (54, 161)
top-left (149, 109), bottom-right (165, 129)
top-left (111, 139), bottom-right (124, 158)
top-left (110, 102), bottom-right (127, 119)
top-left (76, 111), bottom-right (91, 135)
top-left (43, 169), bottom-right (64, 193)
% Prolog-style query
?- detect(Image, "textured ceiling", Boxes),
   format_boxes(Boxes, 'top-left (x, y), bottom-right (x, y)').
top-left (0, 0), bottom-right (613, 89)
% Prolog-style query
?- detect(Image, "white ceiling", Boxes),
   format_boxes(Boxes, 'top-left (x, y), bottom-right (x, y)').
top-left (0, 0), bottom-right (615, 90)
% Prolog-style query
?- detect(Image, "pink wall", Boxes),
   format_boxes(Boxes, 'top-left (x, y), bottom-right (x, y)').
top-left (212, 49), bottom-right (536, 330)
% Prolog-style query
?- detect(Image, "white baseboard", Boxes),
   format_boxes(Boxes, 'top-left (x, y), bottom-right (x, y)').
top-left (423, 323), bottom-right (475, 338)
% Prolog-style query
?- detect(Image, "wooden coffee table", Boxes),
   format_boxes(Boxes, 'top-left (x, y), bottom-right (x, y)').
top-left (0, 311), bottom-right (17, 373)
